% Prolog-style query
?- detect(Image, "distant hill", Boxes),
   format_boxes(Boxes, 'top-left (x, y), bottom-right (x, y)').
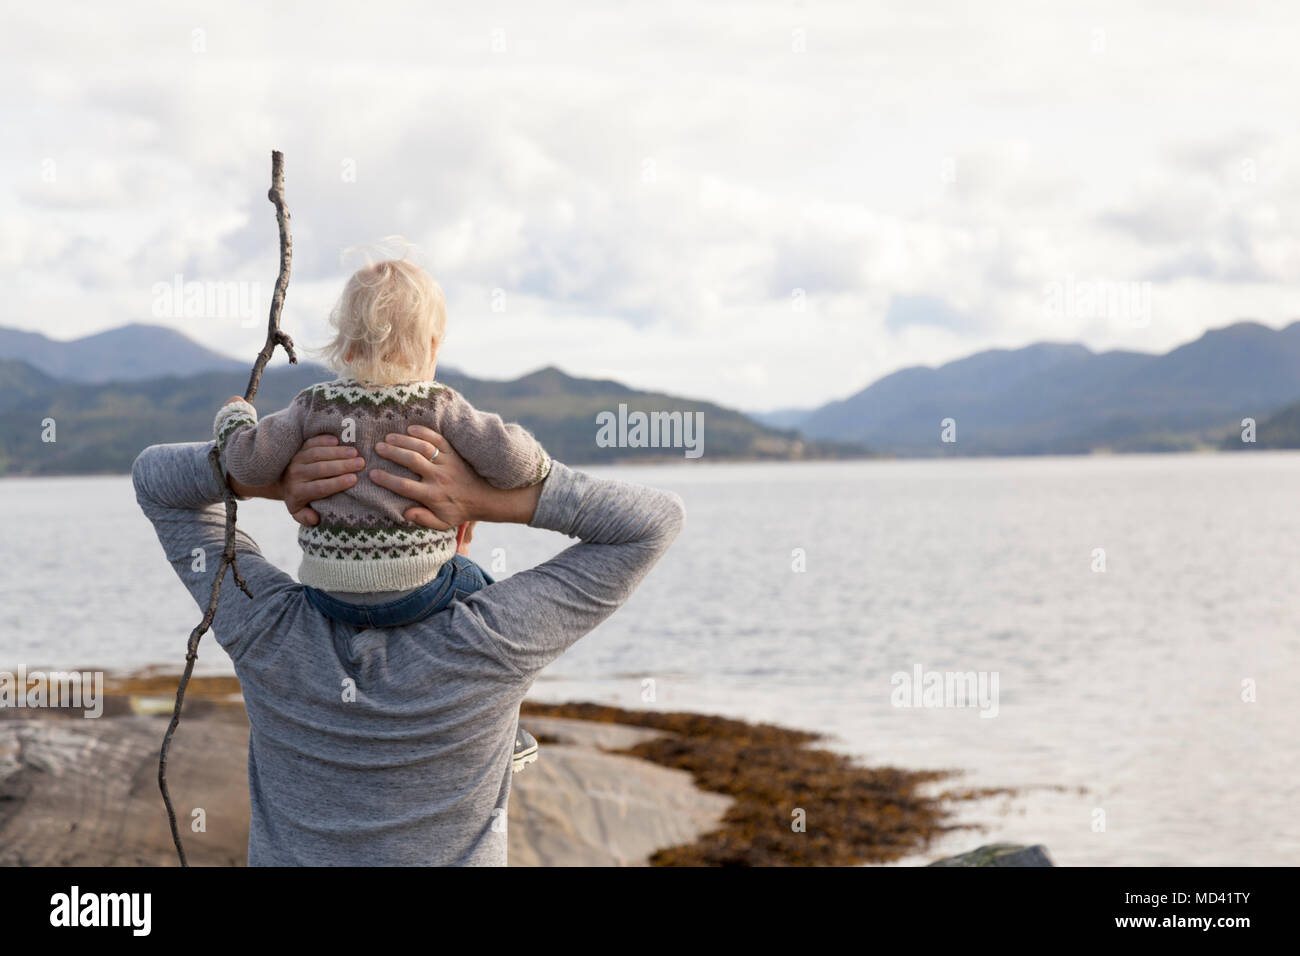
top-left (788, 320), bottom-right (1300, 455)
top-left (0, 358), bottom-right (57, 409)
top-left (1221, 399), bottom-right (1300, 450)
top-left (10, 317), bottom-right (1300, 471)
top-left (0, 357), bottom-right (865, 476)
top-left (0, 324), bottom-right (247, 383)
top-left (750, 407), bottom-right (812, 430)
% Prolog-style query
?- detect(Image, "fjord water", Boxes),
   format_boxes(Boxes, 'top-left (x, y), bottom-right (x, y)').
top-left (3, 453), bottom-right (1297, 866)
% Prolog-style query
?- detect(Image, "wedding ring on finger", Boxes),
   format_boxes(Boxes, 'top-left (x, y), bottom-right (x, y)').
top-left (428, 447), bottom-right (440, 463)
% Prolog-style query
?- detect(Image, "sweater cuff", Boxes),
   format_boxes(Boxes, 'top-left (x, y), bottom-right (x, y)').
top-left (529, 461), bottom-right (585, 537)
top-left (214, 399), bottom-right (257, 446)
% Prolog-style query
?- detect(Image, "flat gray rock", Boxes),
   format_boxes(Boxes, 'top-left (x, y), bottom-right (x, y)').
top-left (0, 707), bottom-right (731, 867)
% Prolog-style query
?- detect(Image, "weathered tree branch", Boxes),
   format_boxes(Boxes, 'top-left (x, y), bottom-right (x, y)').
top-left (158, 150), bottom-right (296, 866)
top-left (246, 153), bottom-right (297, 398)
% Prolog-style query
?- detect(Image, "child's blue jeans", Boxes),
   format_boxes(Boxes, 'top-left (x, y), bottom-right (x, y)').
top-left (304, 555), bottom-right (496, 628)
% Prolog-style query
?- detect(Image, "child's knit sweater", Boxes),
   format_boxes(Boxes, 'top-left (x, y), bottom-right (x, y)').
top-left (214, 379), bottom-right (551, 592)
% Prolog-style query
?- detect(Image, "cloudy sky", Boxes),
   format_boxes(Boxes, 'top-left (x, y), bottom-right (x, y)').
top-left (5, 1), bottom-right (1300, 410)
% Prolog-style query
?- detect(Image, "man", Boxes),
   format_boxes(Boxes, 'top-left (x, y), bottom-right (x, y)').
top-left (133, 426), bottom-right (684, 865)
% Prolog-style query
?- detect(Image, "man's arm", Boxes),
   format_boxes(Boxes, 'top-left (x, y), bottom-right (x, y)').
top-left (368, 427), bottom-right (684, 678)
top-left (473, 463), bottom-right (684, 676)
top-left (133, 436), bottom-right (366, 658)
top-left (132, 442), bottom-right (299, 658)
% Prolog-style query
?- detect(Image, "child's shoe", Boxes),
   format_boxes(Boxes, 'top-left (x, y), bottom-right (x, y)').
top-left (512, 727), bottom-right (539, 773)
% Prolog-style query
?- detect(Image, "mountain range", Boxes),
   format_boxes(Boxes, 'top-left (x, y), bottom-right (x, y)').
top-left (1221, 396), bottom-right (1300, 450)
top-left (5, 318), bottom-right (1300, 476)
top-left (757, 320), bottom-right (1300, 455)
top-left (0, 324), bottom-right (248, 383)
top-left (0, 324), bottom-right (859, 476)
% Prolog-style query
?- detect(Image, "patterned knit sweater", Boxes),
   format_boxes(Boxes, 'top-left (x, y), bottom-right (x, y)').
top-left (214, 379), bottom-right (551, 592)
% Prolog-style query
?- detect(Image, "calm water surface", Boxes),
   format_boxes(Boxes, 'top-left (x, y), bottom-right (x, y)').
top-left (2, 453), bottom-right (1297, 865)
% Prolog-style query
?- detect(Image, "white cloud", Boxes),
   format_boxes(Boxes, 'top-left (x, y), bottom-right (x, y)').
top-left (4, 1), bottom-right (1300, 410)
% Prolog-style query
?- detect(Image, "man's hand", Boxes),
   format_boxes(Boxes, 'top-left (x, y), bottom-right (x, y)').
top-left (371, 425), bottom-right (542, 529)
top-left (281, 435), bottom-right (366, 525)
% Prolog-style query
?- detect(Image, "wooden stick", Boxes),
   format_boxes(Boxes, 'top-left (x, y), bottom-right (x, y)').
top-left (158, 150), bottom-right (296, 866)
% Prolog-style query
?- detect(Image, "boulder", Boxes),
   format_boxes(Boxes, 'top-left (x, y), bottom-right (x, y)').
top-left (928, 843), bottom-right (1054, 867)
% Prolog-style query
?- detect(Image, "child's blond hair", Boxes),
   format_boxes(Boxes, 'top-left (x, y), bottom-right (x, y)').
top-left (320, 258), bottom-right (447, 384)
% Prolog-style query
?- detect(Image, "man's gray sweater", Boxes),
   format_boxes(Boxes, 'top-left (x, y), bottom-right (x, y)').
top-left (132, 441), bottom-right (684, 866)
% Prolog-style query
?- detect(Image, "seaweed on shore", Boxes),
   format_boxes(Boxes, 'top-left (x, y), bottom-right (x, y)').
top-left (104, 673), bottom-right (243, 699)
top-left (521, 700), bottom-right (1009, 866)
top-left (93, 676), bottom-right (1010, 866)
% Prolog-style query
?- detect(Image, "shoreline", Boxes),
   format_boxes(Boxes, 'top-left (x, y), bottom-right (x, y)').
top-left (6, 444), bottom-right (1299, 482)
top-left (0, 673), bottom-right (1015, 866)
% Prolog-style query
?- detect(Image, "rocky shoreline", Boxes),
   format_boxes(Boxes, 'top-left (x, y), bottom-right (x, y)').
top-left (0, 674), bottom-right (1038, 867)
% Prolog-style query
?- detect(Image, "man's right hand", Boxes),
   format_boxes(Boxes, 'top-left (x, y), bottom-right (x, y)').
top-left (370, 425), bottom-right (542, 529)
top-left (282, 435), bottom-right (366, 526)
